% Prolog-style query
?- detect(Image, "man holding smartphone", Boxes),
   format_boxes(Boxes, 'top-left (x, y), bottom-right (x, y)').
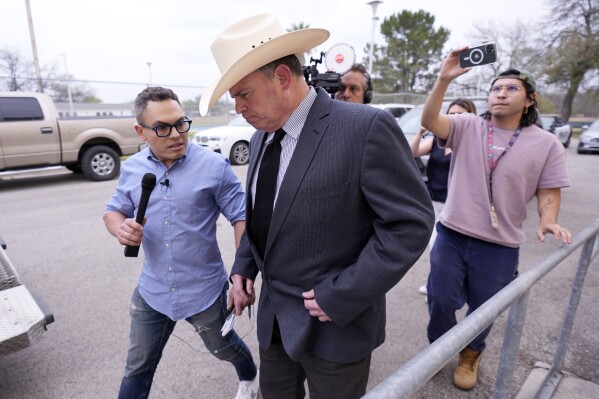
top-left (421, 47), bottom-right (571, 391)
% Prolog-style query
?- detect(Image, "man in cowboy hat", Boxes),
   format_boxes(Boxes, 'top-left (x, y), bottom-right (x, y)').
top-left (200, 13), bottom-right (434, 398)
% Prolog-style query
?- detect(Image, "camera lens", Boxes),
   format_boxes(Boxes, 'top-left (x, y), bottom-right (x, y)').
top-left (485, 44), bottom-right (494, 53)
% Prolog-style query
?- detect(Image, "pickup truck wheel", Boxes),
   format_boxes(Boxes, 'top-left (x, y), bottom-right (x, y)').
top-left (230, 141), bottom-right (250, 165)
top-left (81, 145), bottom-right (120, 181)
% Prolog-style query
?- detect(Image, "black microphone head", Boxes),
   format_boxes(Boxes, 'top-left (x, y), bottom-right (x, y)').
top-left (141, 173), bottom-right (157, 190)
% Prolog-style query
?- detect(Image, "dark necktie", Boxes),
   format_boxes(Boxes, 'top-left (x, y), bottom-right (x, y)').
top-left (251, 129), bottom-right (286, 259)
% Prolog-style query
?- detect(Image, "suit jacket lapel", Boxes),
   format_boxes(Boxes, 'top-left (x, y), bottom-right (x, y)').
top-left (264, 91), bottom-right (332, 256)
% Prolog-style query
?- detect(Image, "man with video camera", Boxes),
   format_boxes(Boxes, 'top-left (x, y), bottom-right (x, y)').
top-left (334, 63), bottom-right (373, 104)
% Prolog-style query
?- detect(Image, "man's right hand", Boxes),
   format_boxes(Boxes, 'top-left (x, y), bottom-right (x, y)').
top-left (422, 46), bottom-right (472, 140)
top-left (439, 46), bottom-right (472, 82)
top-left (229, 274), bottom-right (255, 316)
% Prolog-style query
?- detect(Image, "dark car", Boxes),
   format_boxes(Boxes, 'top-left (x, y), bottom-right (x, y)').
top-left (539, 114), bottom-right (573, 148)
top-left (577, 118), bottom-right (599, 154)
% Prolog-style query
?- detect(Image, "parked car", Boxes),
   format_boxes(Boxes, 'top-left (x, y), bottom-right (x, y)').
top-left (577, 118), bottom-right (599, 154)
top-left (192, 115), bottom-right (255, 165)
top-left (569, 118), bottom-right (595, 135)
top-left (369, 103), bottom-right (415, 118)
top-left (539, 114), bottom-right (572, 148)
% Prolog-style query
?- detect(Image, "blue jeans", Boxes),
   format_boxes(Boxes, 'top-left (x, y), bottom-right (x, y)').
top-left (118, 283), bottom-right (256, 399)
top-left (426, 222), bottom-right (519, 353)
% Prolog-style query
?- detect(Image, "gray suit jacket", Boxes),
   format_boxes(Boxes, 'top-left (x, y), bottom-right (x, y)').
top-left (232, 89), bottom-right (434, 363)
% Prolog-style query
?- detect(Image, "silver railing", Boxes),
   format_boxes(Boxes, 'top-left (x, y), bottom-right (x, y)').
top-left (364, 218), bottom-right (599, 399)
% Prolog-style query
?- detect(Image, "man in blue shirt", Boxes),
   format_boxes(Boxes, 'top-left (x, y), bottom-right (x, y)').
top-left (104, 86), bottom-right (259, 399)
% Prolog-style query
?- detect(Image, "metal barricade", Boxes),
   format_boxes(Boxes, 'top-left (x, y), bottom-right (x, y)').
top-left (364, 218), bottom-right (599, 399)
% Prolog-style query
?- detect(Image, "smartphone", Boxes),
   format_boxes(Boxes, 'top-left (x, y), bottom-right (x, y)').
top-left (459, 42), bottom-right (497, 68)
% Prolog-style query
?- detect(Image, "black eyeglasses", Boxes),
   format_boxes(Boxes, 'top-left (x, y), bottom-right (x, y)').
top-left (139, 117), bottom-right (192, 137)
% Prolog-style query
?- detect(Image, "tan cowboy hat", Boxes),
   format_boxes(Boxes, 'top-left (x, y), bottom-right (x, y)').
top-left (199, 13), bottom-right (330, 116)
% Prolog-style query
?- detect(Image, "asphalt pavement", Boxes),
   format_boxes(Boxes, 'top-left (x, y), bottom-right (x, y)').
top-left (0, 138), bottom-right (597, 399)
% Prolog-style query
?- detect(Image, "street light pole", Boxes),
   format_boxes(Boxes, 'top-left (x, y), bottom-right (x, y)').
top-left (367, 0), bottom-right (383, 74)
top-left (147, 62), bottom-right (153, 87)
top-left (60, 53), bottom-right (74, 116)
top-left (25, 0), bottom-right (43, 92)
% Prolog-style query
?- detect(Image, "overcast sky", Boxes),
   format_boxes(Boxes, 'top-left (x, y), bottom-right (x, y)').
top-left (1, 0), bottom-right (549, 103)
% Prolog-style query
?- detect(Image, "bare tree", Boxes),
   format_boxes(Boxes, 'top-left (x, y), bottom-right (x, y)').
top-left (0, 48), bottom-right (36, 91)
top-left (449, 21), bottom-right (543, 97)
top-left (543, 0), bottom-right (599, 120)
top-left (0, 47), bottom-right (59, 93)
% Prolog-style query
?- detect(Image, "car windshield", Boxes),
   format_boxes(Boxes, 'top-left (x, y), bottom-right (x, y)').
top-left (229, 115), bottom-right (250, 126)
top-left (396, 98), bottom-right (488, 138)
top-left (396, 106), bottom-right (425, 137)
top-left (589, 119), bottom-right (599, 129)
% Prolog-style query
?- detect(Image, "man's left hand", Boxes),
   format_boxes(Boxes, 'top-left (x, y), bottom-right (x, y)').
top-left (537, 222), bottom-right (572, 244)
top-left (229, 274), bottom-right (255, 316)
top-left (302, 289), bottom-right (332, 322)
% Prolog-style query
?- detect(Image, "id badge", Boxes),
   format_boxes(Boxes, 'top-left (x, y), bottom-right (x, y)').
top-left (490, 206), bottom-right (499, 229)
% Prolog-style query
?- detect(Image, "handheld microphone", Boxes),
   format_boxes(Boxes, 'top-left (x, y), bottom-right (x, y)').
top-left (124, 173), bottom-right (157, 257)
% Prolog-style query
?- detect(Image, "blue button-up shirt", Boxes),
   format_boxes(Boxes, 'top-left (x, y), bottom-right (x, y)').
top-left (105, 143), bottom-right (245, 320)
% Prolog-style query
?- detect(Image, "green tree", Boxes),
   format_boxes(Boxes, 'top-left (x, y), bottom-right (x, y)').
top-left (543, 0), bottom-right (599, 120)
top-left (287, 22), bottom-right (310, 32)
top-left (48, 75), bottom-right (100, 103)
top-left (373, 10), bottom-right (450, 93)
top-left (288, 22), bottom-right (316, 65)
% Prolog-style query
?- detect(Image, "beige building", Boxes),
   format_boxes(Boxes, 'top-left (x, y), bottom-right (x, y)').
top-left (55, 102), bottom-right (134, 118)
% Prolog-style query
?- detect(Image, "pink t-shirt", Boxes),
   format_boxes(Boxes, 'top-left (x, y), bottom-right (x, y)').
top-left (438, 113), bottom-right (570, 248)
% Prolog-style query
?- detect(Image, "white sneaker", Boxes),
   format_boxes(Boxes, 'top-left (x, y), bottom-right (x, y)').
top-left (418, 285), bottom-right (428, 295)
top-left (235, 369), bottom-right (260, 399)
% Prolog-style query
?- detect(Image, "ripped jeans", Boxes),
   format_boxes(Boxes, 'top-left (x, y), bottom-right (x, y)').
top-left (118, 283), bottom-right (257, 399)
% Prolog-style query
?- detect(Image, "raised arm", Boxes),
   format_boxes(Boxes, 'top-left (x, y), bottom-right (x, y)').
top-left (421, 46), bottom-right (471, 140)
top-left (410, 126), bottom-right (434, 157)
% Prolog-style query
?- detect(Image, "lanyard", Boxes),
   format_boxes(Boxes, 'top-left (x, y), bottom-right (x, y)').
top-left (486, 119), bottom-right (522, 228)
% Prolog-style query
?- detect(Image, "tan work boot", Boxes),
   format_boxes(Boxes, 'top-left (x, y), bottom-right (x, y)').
top-left (453, 347), bottom-right (482, 390)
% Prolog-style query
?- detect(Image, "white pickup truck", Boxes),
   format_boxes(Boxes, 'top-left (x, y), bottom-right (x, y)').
top-left (0, 92), bottom-right (142, 181)
top-left (0, 236), bottom-right (53, 357)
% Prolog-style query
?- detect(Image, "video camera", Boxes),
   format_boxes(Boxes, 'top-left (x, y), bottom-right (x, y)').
top-left (303, 52), bottom-right (342, 95)
top-left (302, 43), bottom-right (356, 96)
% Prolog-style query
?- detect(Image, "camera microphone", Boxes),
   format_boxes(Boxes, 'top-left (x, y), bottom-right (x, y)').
top-left (124, 173), bottom-right (156, 257)
top-left (160, 179), bottom-right (170, 187)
